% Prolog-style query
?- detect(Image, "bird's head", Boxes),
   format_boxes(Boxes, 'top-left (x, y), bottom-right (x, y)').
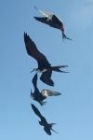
top-left (39, 120), bottom-right (42, 125)
top-left (30, 91), bottom-right (35, 99)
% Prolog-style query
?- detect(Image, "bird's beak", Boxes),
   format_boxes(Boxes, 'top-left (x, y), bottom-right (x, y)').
top-left (30, 69), bottom-right (34, 73)
top-left (30, 68), bottom-right (36, 73)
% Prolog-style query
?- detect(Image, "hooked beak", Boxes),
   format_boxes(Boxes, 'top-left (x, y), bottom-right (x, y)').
top-left (30, 69), bottom-right (34, 73)
top-left (30, 68), bottom-right (36, 73)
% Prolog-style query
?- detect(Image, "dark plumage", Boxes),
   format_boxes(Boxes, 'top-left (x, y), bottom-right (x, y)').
top-left (31, 73), bottom-right (61, 105)
top-left (34, 6), bottom-right (72, 40)
top-left (24, 32), bottom-right (68, 86)
top-left (31, 104), bottom-right (57, 135)
top-left (31, 73), bottom-right (46, 106)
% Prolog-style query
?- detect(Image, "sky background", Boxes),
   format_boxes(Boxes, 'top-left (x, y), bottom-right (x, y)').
top-left (0, 0), bottom-right (93, 140)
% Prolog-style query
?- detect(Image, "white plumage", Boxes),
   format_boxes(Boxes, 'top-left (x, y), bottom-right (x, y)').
top-left (41, 89), bottom-right (61, 97)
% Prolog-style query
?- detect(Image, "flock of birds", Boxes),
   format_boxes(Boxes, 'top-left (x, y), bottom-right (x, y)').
top-left (24, 7), bottom-right (72, 136)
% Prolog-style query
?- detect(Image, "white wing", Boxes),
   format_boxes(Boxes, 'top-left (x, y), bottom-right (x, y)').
top-left (34, 6), bottom-right (53, 19)
top-left (41, 89), bottom-right (61, 97)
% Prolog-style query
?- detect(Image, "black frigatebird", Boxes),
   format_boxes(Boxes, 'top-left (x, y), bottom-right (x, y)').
top-left (31, 73), bottom-right (61, 105)
top-left (31, 104), bottom-right (57, 135)
top-left (34, 6), bottom-right (72, 40)
top-left (24, 32), bottom-right (68, 86)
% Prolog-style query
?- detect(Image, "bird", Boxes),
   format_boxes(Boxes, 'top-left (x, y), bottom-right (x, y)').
top-left (31, 73), bottom-right (61, 106)
top-left (24, 32), bottom-right (68, 86)
top-left (31, 103), bottom-right (57, 135)
top-left (34, 6), bottom-right (72, 40)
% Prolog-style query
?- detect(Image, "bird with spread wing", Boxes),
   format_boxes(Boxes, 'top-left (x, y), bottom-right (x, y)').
top-left (34, 6), bottom-right (72, 40)
top-left (31, 104), bottom-right (57, 135)
top-left (24, 32), bottom-right (68, 86)
top-left (31, 73), bottom-right (61, 105)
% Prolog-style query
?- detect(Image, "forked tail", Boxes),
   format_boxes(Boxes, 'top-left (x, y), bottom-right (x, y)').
top-left (50, 123), bottom-right (58, 134)
top-left (51, 65), bottom-right (69, 73)
top-left (62, 32), bottom-right (72, 40)
top-left (51, 128), bottom-right (58, 134)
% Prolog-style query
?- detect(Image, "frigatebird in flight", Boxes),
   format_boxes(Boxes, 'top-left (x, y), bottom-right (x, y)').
top-left (34, 6), bottom-right (72, 40)
top-left (24, 32), bottom-right (68, 86)
top-left (31, 73), bottom-right (61, 105)
top-left (31, 104), bottom-right (57, 135)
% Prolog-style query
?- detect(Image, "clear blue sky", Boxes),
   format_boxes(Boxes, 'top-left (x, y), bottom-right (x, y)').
top-left (0, 0), bottom-right (93, 140)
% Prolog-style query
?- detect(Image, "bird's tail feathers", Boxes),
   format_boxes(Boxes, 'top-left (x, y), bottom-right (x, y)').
top-left (51, 128), bottom-right (58, 134)
top-left (59, 70), bottom-right (69, 73)
top-left (51, 65), bottom-right (69, 73)
top-left (50, 123), bottom-right (56, 126)
top-left (50, 123), bottom-right (58, 134)
top-left (52, 65), bottom-right (68, 68)
top-left (62, 32), bottom-right (72, 41)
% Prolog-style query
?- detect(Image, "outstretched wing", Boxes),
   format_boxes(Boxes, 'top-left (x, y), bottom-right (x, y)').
top-left (31, 104), bottom-right (42, 118)
top-left (31, 104), bottom-right (47, 123)
top-left (34, 6), bottom-right (53, 18)
top-left (32, 73), bottom-right (38, 88)
top-left (40, 70), bottom-right (54, 86)
top-left (34, 17), bottom-right (49, 25)
top-left (41, 89), bottom-right (61, 97)
top-left (24, 33), bottom-right (51, 68)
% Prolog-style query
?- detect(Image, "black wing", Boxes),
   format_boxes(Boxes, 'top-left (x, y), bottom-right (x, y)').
top-left (34, 17), bottom-right (49, 25)
top-left (31, 104), bottom-right (47, 123)
top-left (32, 73), bottom-right (38, 88)
top-left (31, 104), bottom-right (42, 118)
top-left (40, 70), bottom-right (54, 86)
top-left (24, 33), bottom-right (51, 68)
top-left (52, 15), bottom-right (62, 27)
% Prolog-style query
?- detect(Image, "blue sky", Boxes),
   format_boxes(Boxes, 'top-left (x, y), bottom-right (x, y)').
top-left (0, 0), bottom-right (93, 140)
